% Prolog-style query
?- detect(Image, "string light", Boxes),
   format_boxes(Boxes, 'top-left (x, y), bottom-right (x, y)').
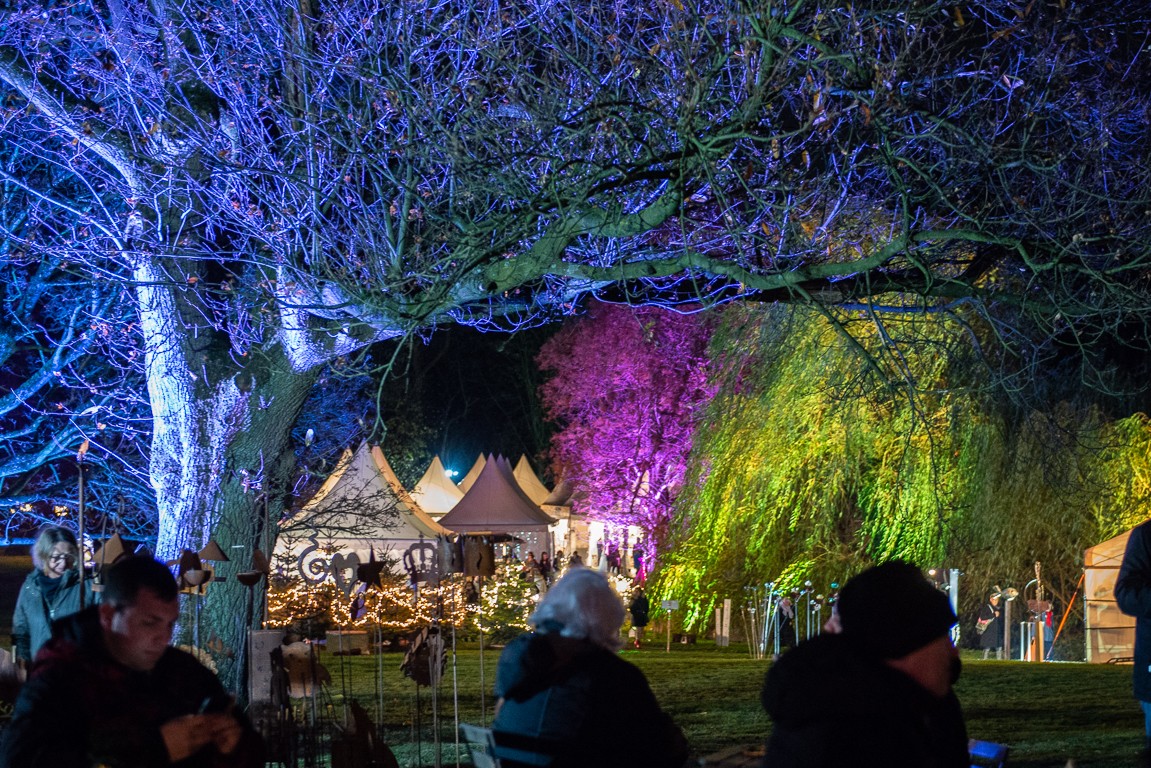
top-left (267, 562), bottom-right (541, 636)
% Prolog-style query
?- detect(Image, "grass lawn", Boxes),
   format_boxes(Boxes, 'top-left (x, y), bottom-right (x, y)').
top-left (304, 641), bottom-right (1142, 767)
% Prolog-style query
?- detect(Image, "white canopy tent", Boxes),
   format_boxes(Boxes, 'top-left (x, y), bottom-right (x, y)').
top-left (458, 454), bottom-right (486, 493)
top-left (513, 455), bottom-right (551, 506)
top-left (409, 455), bottom-right (465, 520)
top-left (275, 442), bottom-right (448, 585)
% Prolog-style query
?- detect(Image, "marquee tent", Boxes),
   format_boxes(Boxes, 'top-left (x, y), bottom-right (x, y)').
top-left (275, 442), bottom-right (448, 585)
top-left (1084, 528), bottom-right (1136, 663)
top-left (516, 470), bottom-right (582, 557)
top-left (543, 478), bottom-right (573, 507)
top-left (437, 455), bottom-right (556, 554)
top-left (513, 455), bottom-right (551, 506)
top-left (458, 454), bottom-right (486, 493)
top-left (409, 455), bottom-right (464, 520)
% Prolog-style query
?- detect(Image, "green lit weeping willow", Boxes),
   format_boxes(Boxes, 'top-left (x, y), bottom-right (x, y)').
top-left (657, 305), bottom-right (1151, 630)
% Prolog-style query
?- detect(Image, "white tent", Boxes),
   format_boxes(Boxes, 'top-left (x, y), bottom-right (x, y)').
top-left (543, 478), bottom-right (573, 507)
top-left (409, 455), bottom-right (464, 520)
top-left (458, 454), bottom-right (486, 493)
top-left (1084, 528), bottom-right (1136, 663)
top-left (513, 455), bottom-right (552, 506)
top-left (275, 442), bottom-right (448, 585)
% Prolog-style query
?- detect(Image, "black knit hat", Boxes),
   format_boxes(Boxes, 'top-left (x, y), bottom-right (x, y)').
top-left (836, 560), bottom-right (957, 659)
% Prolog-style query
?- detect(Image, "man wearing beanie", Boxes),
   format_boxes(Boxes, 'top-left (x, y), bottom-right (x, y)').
top-left (760, 561), bottom-right (968, 768)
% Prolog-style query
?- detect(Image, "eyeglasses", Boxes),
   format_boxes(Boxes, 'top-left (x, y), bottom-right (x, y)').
top-left (48, 552), bottom-right (76, 564)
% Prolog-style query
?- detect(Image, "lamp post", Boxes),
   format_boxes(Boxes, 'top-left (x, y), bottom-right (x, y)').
top-left (77, 440), bottom-right (90, 609)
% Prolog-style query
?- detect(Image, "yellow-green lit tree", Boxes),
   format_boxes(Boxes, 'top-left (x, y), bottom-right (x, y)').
top-left (658, 305), bottom-right (1151, 637)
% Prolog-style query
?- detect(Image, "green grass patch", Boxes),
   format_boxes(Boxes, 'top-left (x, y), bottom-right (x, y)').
top-left (301, 641), bottom-right (1142, 767)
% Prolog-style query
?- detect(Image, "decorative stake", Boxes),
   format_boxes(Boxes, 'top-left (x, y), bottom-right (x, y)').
top-left (198, 540), bottom-right (229, 562)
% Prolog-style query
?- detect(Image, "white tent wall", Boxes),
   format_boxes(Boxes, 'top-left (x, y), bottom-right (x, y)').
top-left (1084, 528), bottom-right (1136, 663)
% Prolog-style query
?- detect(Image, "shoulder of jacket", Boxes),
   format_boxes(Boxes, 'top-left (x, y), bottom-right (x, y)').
top-left (18, 572), bottom-right (40, 594)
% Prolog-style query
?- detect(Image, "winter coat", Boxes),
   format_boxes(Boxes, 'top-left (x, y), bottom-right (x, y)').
top-left (977, 601), bottom-right (1004, 650)
top-left (1115, 519), bottom-right (1151, 701)
top-left (11, 568), bottom-right (94, 663)
top-left (629, 593), bottom-right (650, 629)
top-left (0, 606), bottom-right (264, 768)
top-left (761, 633), bottom-right (969, 768)
top-left (492, 630), bottom-right (687, 768)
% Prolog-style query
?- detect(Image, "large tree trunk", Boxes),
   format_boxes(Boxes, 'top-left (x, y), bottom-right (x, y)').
top-left (138, 259), bottom-right (319, 690)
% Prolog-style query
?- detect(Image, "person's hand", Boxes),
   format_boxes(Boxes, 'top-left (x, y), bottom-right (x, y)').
top-left (204, 712), bottom-right (245, 755)
top-left (161, 714), bottom-right (218, 761)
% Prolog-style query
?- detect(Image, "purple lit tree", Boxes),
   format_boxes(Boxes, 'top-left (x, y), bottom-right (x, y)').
top-left (1, 0), bottom-right (1149, 684)
top-left (538, 303), bottom-right (715, 553)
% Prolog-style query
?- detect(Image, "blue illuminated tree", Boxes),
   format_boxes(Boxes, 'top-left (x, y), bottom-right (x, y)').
top-left (1, 0), bottom-right (1149, 683)
top-left (0, 129), bottom-right (155, 535)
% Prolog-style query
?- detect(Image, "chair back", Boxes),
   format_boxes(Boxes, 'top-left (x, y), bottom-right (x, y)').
top-left (459, 723), bottom-right (499, 768)
top-left (490, 729), bottom-right (569, 767)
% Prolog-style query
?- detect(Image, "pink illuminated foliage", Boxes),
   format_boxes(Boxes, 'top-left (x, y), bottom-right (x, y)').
top-left (538, 302), bottom-right (717, 548)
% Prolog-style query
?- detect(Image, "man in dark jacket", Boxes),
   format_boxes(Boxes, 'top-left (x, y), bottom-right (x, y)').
top-left (761, 561), bottom-right (968, 768)
top-left (1114, 519), bottom-right (1151, 765)
top-left (492, 567), bottom-right (687, 768)
top-left (0, 556), bottom-right (264, 768)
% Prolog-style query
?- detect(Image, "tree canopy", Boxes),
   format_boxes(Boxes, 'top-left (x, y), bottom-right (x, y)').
top-left (537, 301), bottom-right (714, 547)
top-left (658, 304), bottom-right (1151, 630)
top-left (2, 0), bottom-right (1150, 681)
top-left (2, 0), bottom-right (1148, 532)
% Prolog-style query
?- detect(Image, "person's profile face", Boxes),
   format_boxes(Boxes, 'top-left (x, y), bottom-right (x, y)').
top-left (913, 635), bottom-right (959, 697)
top-left (885, 633), bottom-right (959, 698)
top-left (100, 589), bottom-right (178, 671)
top-left (44, 542), bottom-right (77, 578)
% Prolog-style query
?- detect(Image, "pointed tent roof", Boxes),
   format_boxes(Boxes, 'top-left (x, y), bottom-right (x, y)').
top-left (283, 441), bottom-right (446, 540)
top-left (409, 455), bottom-right (465, 518)
top-left (542, 478), bottom-right (573, 507)
top-left (513, 455), bottom-right (551, 506)
top-left (370, 445), bottom-right (450, 538)
top-left (458, 454), bottom-right (486, 493)
top-left (438, 455), bottom-right (556, 533)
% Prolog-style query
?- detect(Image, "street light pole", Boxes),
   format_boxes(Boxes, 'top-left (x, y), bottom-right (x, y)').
top-left (77, 439), bottom-right (90, 609)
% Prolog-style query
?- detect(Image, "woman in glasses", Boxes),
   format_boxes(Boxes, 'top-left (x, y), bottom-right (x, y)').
top-left (13, 526), bottom-right (93, 666)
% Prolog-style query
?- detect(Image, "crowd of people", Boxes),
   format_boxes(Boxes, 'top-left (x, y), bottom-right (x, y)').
top-left (487, 560), bottom-right (970, 768)
top-left (5, 521), bottom-right (1149, 767)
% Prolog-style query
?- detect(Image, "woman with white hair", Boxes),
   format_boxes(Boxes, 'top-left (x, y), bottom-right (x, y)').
top-left (12, 525), bottom-right (94, 665)
top-left (491, 567), bottom-right (688, 768)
